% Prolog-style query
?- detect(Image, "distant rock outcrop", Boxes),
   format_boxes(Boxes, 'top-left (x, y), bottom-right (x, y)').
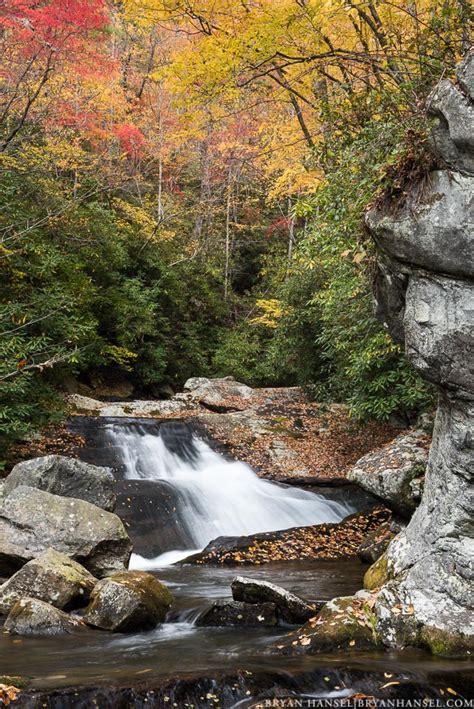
top-left (365, 51), bottom-right (474, 657)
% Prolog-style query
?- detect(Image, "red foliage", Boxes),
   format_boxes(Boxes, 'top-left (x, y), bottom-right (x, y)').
top-left (114, 123), bottom-right (146, 159)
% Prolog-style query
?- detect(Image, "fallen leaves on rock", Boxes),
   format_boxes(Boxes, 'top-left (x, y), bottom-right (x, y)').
top-left (193, 507), bottom-right (391, 565)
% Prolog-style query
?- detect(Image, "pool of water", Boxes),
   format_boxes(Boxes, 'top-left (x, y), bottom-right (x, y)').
top-left (0, 560), bottom-right (471, 699)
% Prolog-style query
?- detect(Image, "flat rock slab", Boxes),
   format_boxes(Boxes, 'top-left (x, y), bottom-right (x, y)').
top-left (0, 486), bottom-right (131, 577)
top-left (4, 455), bottom-right (116, 511)
top-left (232, 576), bottom-right (318, 624)
top-left (195, 600), bottom-right (277, 627)
top-left (84, 571), bottom-right (173, 632)
top-left (5, 597), bottom-right (85, 636)
top-left (182, 508), bottom-right (391, 565)
top-left (0, 549), bottom-right (95, 614)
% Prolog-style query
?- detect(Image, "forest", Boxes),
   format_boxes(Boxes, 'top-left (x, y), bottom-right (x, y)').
top-left (2, 0), bottom-right (469, 460)
top-left (0, 1), bottom-right (473, 705)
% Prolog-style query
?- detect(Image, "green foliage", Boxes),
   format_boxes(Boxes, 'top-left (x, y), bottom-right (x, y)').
top-left (0, 137), bottom-right (226, 457)
top-left (214, 103), bottom-right (435, 420)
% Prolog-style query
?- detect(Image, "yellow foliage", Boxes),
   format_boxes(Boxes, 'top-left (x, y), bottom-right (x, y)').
top-left (250, 299), bottom-right (286, 329)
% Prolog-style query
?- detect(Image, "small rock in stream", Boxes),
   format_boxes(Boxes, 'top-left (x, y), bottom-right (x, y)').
top-left (231, 576), bottom-right (320, 624)
top-left (195, 600), bottom-right (277, 627)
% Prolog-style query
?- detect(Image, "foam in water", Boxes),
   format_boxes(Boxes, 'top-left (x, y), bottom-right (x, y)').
top-left (105, 423), bottom-right (351, 567)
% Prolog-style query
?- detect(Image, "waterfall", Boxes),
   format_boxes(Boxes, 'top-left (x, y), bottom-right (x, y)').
top-left (103, 421), bottom-right (351, 567)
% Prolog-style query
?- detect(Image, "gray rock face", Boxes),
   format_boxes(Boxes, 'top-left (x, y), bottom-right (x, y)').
top-left (367, 171), bottom-right (474, 279)
top-left (0, 486), bottom-right (132, 577)
top-left (365, 53), bottom-right (474, 656)
top-left (231, 576), bottom-right (318, 624)
top-left (404, 275), bottom-right (474, 397)
top-left (347, 430), bottom-right (428, 517)
top-left (428, 78), bottom-right (474, 174)
top-left (0, 549), bottom-right (96, 614)
top-left (4, 455), bottom-right (116, 511)
top-left (5, 597), bottom-right (85, 636)
top-left (83, 571), bottom-right (173, 632)
top-left (195, 600), bottom-right (277, 627)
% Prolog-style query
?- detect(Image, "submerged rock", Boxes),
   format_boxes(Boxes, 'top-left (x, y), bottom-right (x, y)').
top-left (347, 430), bottom-right (428, 517)
top-left (276, 593), bottom-right (381, 654)
top-left (84, 571), bottom-right (173, 632)
top-left (4, 597), bottom-right (85, 636)
top-left (4, 455), bottom-right (116, 511)
top-left (231, 576), bottom-right (319, 624)
top-left (0, 486), bottom-right (131, 577)
top-left (0, 549), bottom-right (95, 614)
top-left (195, 600), bottom-right (277, 627)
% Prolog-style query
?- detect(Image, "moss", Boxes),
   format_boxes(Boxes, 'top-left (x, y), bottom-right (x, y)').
top-left (364, 552), bottom-right (390, 590)
top-left (420, 625), bottom-right (474, 658)
top-left (0, 676), bottom-right (30, 689)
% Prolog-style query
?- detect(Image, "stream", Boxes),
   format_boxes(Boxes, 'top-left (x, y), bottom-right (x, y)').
top-left (2, 417), bottom-right (471, 705)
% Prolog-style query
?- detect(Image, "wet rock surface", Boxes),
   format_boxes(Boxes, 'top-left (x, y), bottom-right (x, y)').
top-left (4, 597), bottom-right (85, 636)
top-left (183, 507), bottom-right (390, 565)
top-left (84, 571), bottom-right (173, 632)
top-left (275, 592), bottom-right (381, 655)
top-left (195, 599), bottom-right (277, 627)
top-left (0, 549), bottom-right (95, 615)
top-left (347, 429), bottom-right (429, 517)
top-left (4, 455), bottom-right (116, 511)
top-left (0, 486), bottom-right (132, 577)
top-left (365, 51), bottom-right (474, 657)
top-left (231, 576), bottom-right (319, 624)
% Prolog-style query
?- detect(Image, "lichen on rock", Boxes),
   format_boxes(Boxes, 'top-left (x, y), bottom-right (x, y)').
top-left (364, 50), bottom-right (474, 658)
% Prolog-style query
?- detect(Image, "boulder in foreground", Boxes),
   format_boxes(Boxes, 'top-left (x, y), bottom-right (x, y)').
top-left (231, 576), bottom-right (319, 624)
top-left (0, 486), bottom-right (132, 577)
top-left (0, 549), bottom-right (96, 614)
top-left (195, 600), bottom-right (277, 627)
top-left (4, 455), bottom-right (116, 511)
top-left (84, 571), bottom-right (173, 632)
top-left (5, 597), bottom-right (85, 636)
top-left (275, 592), bottom-right (381, 655)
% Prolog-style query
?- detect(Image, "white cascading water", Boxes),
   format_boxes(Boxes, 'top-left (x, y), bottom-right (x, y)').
top-left (105, 424), bottom-right (351, 567)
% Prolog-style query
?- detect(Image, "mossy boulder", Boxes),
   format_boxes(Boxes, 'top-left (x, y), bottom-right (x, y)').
top-left (364, 552), bottom-right (391, 590)
top-left (4, 597), bottom-right (85, 636)
top-left (420, 625), bottom-right (474, 658)
top-left (0, 549), bottom-right (96, 614)
top-left (275, 593), bottom-right (381, 654)
top-left (84, 571), bottom-right (173, 632)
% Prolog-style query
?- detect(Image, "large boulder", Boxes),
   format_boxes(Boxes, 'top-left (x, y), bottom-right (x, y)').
top-left (4, 597), bottom-right (85, 636)
top-left (83, 571), bottom-right (173, 632)
top-left (0, 486), bottom-right (131, 577)
top-left (347, 430), bottom-right (428, 517)
top-left (367, 171), bottom-right (473, 280)
top-left (4, 456), bottom-right (116, 511)
top-left (231, 576), bottom-right (319, 624)
top-left (0, 549), bottom-right (96, 614)
top-left (195, 600), bottom-right (277, 627)
top-left (364, 52), bottom-right (474, 657)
